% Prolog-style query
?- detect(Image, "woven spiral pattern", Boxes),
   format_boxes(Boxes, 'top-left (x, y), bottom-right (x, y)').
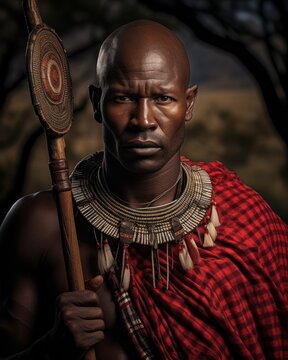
top-left (27, 26), bottom-right (73, 134)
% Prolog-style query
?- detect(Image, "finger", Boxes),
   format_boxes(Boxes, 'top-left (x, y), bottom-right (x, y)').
top-left (78, 318), bottom-right (105, 333)
top-left (56, 289), bottom-right (101, 308)
top-left (85, 275), bottom-right (104, 292)
top-left (73, 330), bottom-right (105, 350)
top-left (63, 305), bottom-right (104, 320)
top-left (86, 330), bottom-right (105, 345)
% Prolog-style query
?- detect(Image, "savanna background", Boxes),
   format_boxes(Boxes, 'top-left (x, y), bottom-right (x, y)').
top-left (0, 0), bottom-right (287, 223)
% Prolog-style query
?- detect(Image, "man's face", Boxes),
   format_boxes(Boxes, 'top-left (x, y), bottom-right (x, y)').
top-left (99, 50), bottom-right (195, 174)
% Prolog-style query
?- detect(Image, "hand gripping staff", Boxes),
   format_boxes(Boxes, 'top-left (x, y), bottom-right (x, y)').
top-left (23, 1), bottom-right (97, 359)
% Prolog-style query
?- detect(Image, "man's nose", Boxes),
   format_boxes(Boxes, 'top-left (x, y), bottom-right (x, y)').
top-left (130, 98), bottom-right (157, 130)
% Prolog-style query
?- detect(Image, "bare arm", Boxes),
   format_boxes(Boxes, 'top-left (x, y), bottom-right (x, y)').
top-left (0, 193), bottom-right (50, 356)
top-left (0, 192), bottom-right (105, 360)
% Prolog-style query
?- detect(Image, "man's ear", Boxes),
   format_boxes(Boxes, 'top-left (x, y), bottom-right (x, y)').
top-left (184, 84), bottom-right (198, 122)
top-left (89, 84), bottom-right (102, 123)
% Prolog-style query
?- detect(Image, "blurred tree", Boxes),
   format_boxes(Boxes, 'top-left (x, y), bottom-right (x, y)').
top-left (138, 0), bottom-right (288, 148)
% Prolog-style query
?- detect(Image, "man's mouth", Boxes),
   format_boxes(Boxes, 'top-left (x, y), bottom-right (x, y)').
top-left (123, 140), bottom-right (161, 155)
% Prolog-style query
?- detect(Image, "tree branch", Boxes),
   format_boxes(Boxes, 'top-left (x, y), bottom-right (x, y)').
top-left (138, 0), bottom-right (288, 146)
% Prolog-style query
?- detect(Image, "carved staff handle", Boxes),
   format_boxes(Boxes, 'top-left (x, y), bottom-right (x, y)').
top-left (23, 1), bottom-right (97, 359)
top-left (47, 136), bottom-right (85, 290)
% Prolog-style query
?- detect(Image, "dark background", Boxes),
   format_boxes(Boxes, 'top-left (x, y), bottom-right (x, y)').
top-left (0, 0), bottom-right (287, 223)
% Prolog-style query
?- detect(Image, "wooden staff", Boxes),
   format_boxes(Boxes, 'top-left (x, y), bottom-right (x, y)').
top-left (23, 1), bottom-right (97, 359)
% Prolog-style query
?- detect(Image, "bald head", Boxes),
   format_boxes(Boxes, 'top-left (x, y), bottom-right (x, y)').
top-left (96, 20), bottom-right (191, 89)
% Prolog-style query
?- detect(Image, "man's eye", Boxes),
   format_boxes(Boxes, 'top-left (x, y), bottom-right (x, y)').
top-left (154, 95), bottom-right (173, 103)
top-left (114, 96), bottom-right (133, 103)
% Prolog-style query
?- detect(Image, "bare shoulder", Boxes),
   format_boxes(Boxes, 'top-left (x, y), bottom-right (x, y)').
top-left (0, 191), bottom-right (63, 353)
top-left (0, 190), bottom-right (60, 265)
top-left (5, 189), bottom-right (58, 219)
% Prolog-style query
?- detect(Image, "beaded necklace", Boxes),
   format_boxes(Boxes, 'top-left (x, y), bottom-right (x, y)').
top-left (71, 152), bottom-right (220, 289)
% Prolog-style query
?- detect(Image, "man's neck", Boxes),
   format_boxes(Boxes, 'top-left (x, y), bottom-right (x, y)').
top-left (102, 152), bottom-right (182, 208)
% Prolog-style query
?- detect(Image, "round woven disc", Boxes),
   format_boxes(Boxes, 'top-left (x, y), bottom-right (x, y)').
top-left (27, 26), bottom-right (73, 135)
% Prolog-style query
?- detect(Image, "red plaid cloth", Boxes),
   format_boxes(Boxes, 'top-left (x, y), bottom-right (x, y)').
top-left (125, 159), bottom-right (288, 359)
top-left (108, 268), bottom-right (157, 359)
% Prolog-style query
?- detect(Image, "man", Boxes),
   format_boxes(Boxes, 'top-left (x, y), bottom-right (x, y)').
top-left (0, 20), bottom-right (287, 360)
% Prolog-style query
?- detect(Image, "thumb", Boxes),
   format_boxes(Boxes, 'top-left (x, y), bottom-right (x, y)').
top-left (85, 275), bottom-right (104, 292)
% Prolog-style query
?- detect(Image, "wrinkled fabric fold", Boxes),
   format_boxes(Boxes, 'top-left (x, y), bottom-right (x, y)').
top-left (118, 159), bottom-right (288, 359)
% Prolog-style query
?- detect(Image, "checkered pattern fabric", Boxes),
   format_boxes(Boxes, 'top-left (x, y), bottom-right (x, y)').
top-left (124, 159), bottom-right (288, 359)
top-left (108, 269), bottom-right (157, 359)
